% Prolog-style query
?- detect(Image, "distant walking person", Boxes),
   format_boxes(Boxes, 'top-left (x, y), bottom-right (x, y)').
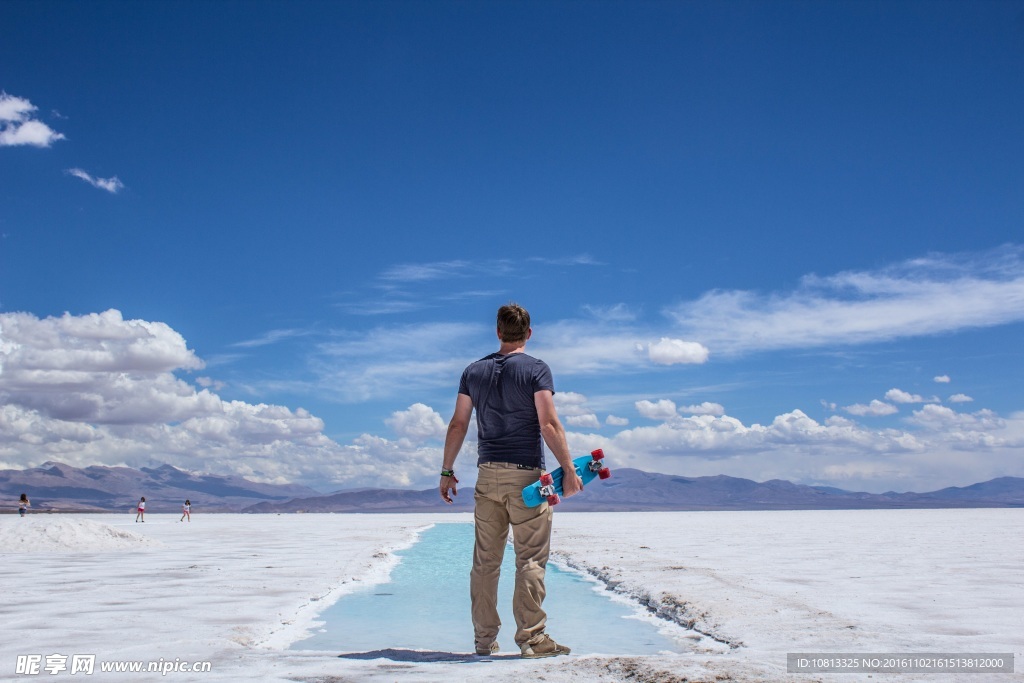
top-left (180, 499), bottom-right (191, 522)
top-left (440, 303), bottom-right (582, 659)
top-left (135, 496), bottom-right (146, 523)
top-left (18, 493), bottom-right (30, 517)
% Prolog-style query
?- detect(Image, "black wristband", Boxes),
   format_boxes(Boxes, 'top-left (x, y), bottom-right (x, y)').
top-left (441, 469), bottom-right (455, 477)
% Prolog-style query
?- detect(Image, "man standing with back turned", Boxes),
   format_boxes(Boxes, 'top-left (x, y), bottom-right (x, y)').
top-left (440, 303), bottom-right (583, 659)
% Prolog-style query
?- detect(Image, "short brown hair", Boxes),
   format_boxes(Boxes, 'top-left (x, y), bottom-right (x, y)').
top-left (497, 303), bottom-right (530, 343)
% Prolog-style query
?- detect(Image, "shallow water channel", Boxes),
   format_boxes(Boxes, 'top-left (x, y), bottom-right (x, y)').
top-left (291, 522), bottom-right (683, 655)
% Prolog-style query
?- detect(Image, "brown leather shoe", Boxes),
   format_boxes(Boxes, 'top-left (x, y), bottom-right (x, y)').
top-left (520, 633), bottom-right (571, 659)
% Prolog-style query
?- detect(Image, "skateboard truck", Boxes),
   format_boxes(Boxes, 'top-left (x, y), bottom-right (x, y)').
top-left (587, 448), bottom-right (612, 480)
top-left (539, 472), bottom-right (559, 506)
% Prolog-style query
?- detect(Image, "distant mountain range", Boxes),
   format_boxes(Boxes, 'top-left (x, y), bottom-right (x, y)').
top-left (549, 468), bottom-right (1024, 511)
top-left (244, 468), bottom-right (1024, 513)
top-left (0, 461), bottom-right (319, 512)
top-left (244, 486), bottom-right (473, 513)
top-left (3, 462), bottom-right (1022, 513)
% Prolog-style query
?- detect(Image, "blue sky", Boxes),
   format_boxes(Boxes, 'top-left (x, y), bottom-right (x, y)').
top-left (2, 0), bottom-right (1023, 493)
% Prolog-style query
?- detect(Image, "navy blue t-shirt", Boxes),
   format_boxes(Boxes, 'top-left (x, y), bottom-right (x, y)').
top-left (458, 352), bottom-right (554, 469)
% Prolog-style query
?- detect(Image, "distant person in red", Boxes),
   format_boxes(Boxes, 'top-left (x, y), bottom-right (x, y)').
top-left (135, 496), bottom-right (146, 523)
top-left (18, 493), bottom-right (30, 517)
top-left (441, 302), bottom-right (582, 659)
top-left (180, 499), bottom-right (191, 522)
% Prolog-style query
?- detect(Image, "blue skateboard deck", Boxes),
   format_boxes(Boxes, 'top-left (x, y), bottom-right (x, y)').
top-left (522, 449), bottom-right (610, 507)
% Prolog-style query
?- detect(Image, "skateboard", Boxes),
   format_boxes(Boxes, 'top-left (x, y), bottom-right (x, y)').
top-left (521, 449), bottom-right (611, 507)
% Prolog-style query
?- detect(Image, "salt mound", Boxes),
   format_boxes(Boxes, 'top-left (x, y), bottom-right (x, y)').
top-left (0, 517), bottom-right (161, 553)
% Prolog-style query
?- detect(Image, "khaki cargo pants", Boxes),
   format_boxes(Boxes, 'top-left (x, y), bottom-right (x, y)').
top-left (471, 461), bottom-right (553, 649)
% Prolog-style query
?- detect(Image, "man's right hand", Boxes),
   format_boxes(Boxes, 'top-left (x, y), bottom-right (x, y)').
top-left (561, 470), bottom-right (584, 498)
top-left (440, 475), bottom-right (458, 504)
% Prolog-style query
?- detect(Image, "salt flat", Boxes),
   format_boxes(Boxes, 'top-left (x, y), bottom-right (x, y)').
top-left (0, 509), bottom-right (1019, 682)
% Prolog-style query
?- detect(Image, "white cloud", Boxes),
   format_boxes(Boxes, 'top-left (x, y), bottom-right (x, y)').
top-left (379, 260), bottom-right (478, 282)
top-left (885, 388), bottom-right (939, 404)
top-left (231, 328), bottom-right (309, 349)
top-left (553, 391), bottom-right (591, 417)
top-left (934, 375), bottom-right (951, 383)
top-left (647, 337), bottom-right (709, 365)
top-left (66, 168), bottom-right (125, 194)
top-left (312, 322), bottom-right (485, 402)
top-left (948, 393), bottom-right (974, 403)
top-left (529, 254), bottom-right (603, 267)
top-left (553, 392), bottom-right (608, 428)
top-left (582, 303), bottom-right (637, 322)
top-left (528, 322), bottom-right (650, 375)
top-left (385, 403), bottom-right (447, 442)
top-left (0, 119), bottom-right (65, 147)
top-left (907, 405), bottom-right (1007, 436)
top-left (565, 414), bottom-right (601, 429)
top-left (0, 93), bottom-right (65, 148)
top-left (0, 309), bottom-right (202, 376)
top-left (576, 404), bottom-right (1024, 493)
top-left (667, 246), bottom-right (1024, 354)
top-left (380, 254), bottom-right (601, 283)
top-left (605, 415), bottom-right (629, 426)
top-left (844, 400), bottom-right (899, 417)
top-left (679, 401), bottom-right (725, 416)
top-left (351, 256), bottom-right (602, 316)
top-left (373, 256), bottom-right (604, 285)
top-left (0, 310), bottom-right (419, 489)
top-left (0, 93), bottom-right (36, 122)
top-left (636, 399), bottom-right (678, 421)
top-left (195, 376), bottom-right (226, 391)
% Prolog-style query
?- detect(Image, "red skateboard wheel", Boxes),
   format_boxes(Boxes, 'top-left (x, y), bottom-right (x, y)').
top-left (546, 494), bottom-right (560, 506)
top-left (540, 473), bottom-right (553, 486)
top-left (591, 449), bottom-right (604, 460)
top-left (598, 468), bottom-right (611, 480)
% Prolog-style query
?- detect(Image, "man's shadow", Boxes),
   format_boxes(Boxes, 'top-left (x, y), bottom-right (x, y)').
top-left (338, 648), bottom-right (520, 663)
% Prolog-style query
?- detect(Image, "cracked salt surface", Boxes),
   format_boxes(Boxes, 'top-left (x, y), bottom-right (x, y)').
top-left (291, 522), bottom-right (687, 655)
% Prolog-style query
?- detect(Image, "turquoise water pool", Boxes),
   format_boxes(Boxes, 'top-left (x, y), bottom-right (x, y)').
top-left (291, 522), bottom-right (682, 655)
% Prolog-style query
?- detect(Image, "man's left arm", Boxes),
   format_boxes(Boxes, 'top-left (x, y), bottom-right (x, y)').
top-left (535, 389), bottom-right (583, 497)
